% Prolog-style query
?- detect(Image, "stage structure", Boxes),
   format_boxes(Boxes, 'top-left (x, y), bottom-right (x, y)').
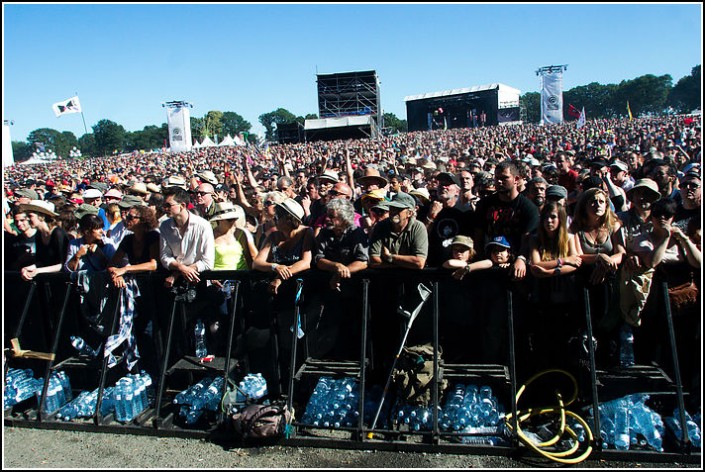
top-left (163, 100), bottom-right (193, 152)
top-left (536, 65), bottom-right (568, 125)
top-left (404, 83), bottom-right (521, 132)
top-left (277, 122), bottom-right (305, 145)
top-left (304, 70), bottom-right (382, 142)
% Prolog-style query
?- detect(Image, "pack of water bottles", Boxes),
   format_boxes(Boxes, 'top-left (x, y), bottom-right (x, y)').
top-left (587, 393), bottom-right (666, 451)
top-left (36, 371), bottom-right (73, 414)
top-left (394, 404), bottom-right (440, 432)
top-left (664, 408), bottom-right (702, 449)
top-left (439, 383), bottom-right (507, 445)
top-left (54, 371), bottom-right (153, 422)
top-left (4, 368), bottom-right (45, 409)
top-left (301, 377), bottom-right (360, 429)
top-left (173, 376), bottom-right (225, 425)
top-left (234, 373), bottom-right (268, 402)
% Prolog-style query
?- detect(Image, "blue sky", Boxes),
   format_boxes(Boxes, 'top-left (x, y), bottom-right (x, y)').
top-left (3, 3), bottom-right (702, 143)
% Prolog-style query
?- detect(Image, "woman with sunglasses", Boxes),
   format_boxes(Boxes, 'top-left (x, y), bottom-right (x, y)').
top-left (253, 190), bottom-right (286, 249)
top-left (250, 198), bottom-right (313, 396)
top-left (106, 204), bottom-right (161, 375)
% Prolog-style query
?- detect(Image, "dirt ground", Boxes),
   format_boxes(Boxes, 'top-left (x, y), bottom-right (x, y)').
top-left (3, 426), bottom-right (701, 469)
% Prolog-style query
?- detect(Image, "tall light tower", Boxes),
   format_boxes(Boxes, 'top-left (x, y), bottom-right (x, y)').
top-left (536, 65), bottom-right (568, 125)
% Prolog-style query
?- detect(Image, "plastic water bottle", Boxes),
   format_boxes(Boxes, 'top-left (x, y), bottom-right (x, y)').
top-left (194, 319), bottom-right (207, 358)
top-left (619, 324), bottom-right (635, 368)
top-left (614, 397), bottom-right (631, 450)
top-left (71, 336), bottom-right (98, 358)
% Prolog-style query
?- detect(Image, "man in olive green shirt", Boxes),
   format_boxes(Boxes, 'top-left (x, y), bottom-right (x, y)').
top-left (368, 192), bottom-right (430, 383)
top-left (369, 192), bottom-right (428, 269)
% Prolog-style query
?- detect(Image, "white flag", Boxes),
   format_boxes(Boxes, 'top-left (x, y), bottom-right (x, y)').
top-left (577, 107), bottom-right (586, 129)
top-left (52, 96), bottom-right (82, 117)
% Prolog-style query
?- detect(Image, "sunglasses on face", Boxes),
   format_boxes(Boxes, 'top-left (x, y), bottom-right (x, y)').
top-left (681, 182), bottom-right (701, 190)
top-left (264, 200), bottom-right (275, 207)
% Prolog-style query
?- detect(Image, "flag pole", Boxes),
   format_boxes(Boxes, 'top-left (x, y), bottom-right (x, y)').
top-left (76, 92), bottom-right (88, 135)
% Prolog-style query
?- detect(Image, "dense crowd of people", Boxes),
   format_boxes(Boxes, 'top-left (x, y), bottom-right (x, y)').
top-left (3, 115), bottom-right (701, 406)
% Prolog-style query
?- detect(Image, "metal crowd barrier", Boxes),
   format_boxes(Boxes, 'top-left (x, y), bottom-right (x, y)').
top-left (2, 269), bottom-right (700, 462)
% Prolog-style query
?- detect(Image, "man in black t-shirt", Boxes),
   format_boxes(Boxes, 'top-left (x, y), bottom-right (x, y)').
top-left (4, 208), bottom-right (37, 270)
top-left (473, 161), bottom-right (539, 281)
top-left (425, 172), bottom-right (472, 267)
top-left (674, 170), bottom-right (701, 233)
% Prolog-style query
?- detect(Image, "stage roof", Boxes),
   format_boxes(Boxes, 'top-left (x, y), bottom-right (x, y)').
top-left (404, 83), bottom-right (521, 102)
top-left (304, 115), bottom-right (374, 130)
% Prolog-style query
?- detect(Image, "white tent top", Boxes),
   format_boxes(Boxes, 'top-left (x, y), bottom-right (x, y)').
top-left (305, 115), bottom-right (373, 130)
top-left (404, 83), bottom-right (521, 102)
top-left (219, 135), bottom-right (235, 146)
top-left (234, 135), bottom-right (246, 146)
top-left (193, 140), bottom-right (202, 148)
top-left (201, 136), bottom-right (216, 147)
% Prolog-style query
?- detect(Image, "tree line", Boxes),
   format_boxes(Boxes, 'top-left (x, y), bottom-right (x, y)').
top-left (10, 65), bottom-right (699, 161)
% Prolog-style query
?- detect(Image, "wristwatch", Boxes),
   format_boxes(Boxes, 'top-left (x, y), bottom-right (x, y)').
top-left (271, 263), bottom-right (278, 272)
top-left (385, 253), bottom-right (394, 264)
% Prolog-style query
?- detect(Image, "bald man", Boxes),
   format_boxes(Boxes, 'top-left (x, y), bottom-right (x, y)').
top-left (194, 183), bottom-right (217, 220)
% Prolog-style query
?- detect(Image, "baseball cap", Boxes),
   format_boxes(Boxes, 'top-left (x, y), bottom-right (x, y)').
top-left (436, 172), bottom-right (461, 186)
top-left (545, 185), bottom-right (568, 201)
top-left (450, 235), bottom-right (474, 250)
top-left (386, 192), bottom-right (416, 210)
top-left (610, 160), bottom-right (629, 172)
top-left (14, 188), bottom-right (40, 200)
top-left (485, 235), bottom-right (511, 250)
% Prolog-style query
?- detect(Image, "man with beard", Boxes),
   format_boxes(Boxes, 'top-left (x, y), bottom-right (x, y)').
top-left (369, 192), bottom-right (429, 381)
top-left (525, 177), bottom-right (548, 212)
top-left (311, 198), bottom-right (369, 359)
top-left (424, 172), bottom-right (471, 267)
top-left (648, 159), bottom-right (679, 200)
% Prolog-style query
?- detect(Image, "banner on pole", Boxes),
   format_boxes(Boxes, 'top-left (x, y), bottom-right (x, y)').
top-left (52, 96), bottom-right (82, 117)
top-left (166, 106), bottom-right (193, 153)
top-left (577, 107), bottom-right (586, 129)
top-left (540, 71), bottom-right (564, 125)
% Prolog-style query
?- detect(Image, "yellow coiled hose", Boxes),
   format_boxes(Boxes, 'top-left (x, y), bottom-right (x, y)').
top-left (504, 369), bottom-right (594, 464)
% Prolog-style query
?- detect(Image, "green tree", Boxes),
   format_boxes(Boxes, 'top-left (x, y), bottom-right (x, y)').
top-left (25, 128), bottom-right (78, 157)
top-left (221, 111), bottom-right (252, 137)
top-left (521, 92), bottom-right (540, 123)
top-left (305, 113), bottom-right (318, 120)
top-left (616, 74), bottom-right (672, 117)
top-left (667, 65), bottom-right (701, 113)
top-left (204, 110), bottom-right (224, 139)
top-left (92, 119), bottom-right (126, 156)
top-left (259, 108), bottom-right (297, 141)
top-left (11, 141), bottom-right (33, 162)
top-left (382, 112), bottom-right (408, 133)
top-left (191, 117), bottom-right (205, 140)
top-left (78, 133), bottom-right (96, 157)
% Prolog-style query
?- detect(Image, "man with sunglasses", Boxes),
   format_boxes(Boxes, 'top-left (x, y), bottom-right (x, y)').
top-left (159, 186), bottom-right (214, 289)
top-left (193, 183), bottom-right (217, 221)
top-left (674, 170), bottom-right (701, 233)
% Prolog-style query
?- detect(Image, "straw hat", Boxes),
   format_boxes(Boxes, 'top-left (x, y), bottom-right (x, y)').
top-left (197, 170), bottom-right (218, 186)
top-left (409, 187), bottom-right (431, 204)
top-left (357, 167), bottom-right (388, 188)
top-left (130, 182), bottom-right (149, 195)
top-left (319, 170), bottom-right (340, 184)
top-left (164, 175), bottom-right (187, 189)
top-left (361, 188), bottom-right (387, 201)
top-left (19, 200), bottom-right (59, 218)
top-left (146, 183), bottom-right (162, 193)
top-left (275, 198), bottom-right (305, 222)
top-left (626, 178), bottom-right (661, 203)
top-left (210, 201), bottom-right (241, 222)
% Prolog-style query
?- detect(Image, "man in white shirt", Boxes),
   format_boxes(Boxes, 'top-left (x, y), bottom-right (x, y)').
top-left (159, 186), bottom-right (214, 289)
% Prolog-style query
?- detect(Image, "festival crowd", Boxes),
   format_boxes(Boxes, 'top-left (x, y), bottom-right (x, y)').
top-left (3, 115), bottom-right (701, 405)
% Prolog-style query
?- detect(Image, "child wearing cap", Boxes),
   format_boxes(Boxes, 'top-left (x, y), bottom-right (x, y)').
top-left (442, 235), bottom-right (513, 280)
